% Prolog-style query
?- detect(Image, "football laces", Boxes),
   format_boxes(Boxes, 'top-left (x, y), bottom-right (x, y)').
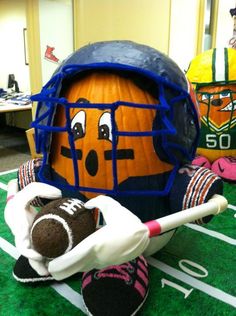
top-left (59, 199), bottom-right (84, 215)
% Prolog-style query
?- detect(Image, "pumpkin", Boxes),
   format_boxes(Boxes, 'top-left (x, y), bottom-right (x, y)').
top-left (32, 41), bottom-right (200, 221)
top-left (186, 47), bottom-right (236, 163)
top-left (196, 84), bottom-right (236, 162)
top-left (49, 71), bottom-right (173, 200)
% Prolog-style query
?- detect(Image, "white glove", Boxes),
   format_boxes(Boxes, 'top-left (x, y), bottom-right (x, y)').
top-left (4, 180), bottom-right (62, 275)
top-left (48, 195), bottom-right (150, 280)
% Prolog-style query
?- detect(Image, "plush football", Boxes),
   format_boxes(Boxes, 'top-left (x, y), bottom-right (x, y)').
top-left (30, 198), bottom-right (96, 258)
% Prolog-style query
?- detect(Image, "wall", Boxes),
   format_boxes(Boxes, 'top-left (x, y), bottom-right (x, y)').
top-left (0, 0), bottom-right (30, 92)
top-left (0, 0), bottom-right (32, 129)
top-left (74, 0), bottom-right (171, 54)
top-left (215, 0), bottom-right (235, 47)
top-left (1, 0), bottom-right (233, 130)
top-left (38, 0), bottom-right (74, 85)
top-left (73, 0), bottom-right (205, 72)
top-left (169, 0), bottom-right (200, 71)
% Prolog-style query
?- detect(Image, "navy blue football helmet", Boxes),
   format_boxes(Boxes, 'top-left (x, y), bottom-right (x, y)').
top-left (31, 41), bottom-right (199, 197)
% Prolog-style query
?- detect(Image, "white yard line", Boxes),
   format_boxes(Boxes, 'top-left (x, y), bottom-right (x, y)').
top-left (51, 283), bottom-right (86, 313)
top-left (0, 237), bottom-right (86, 314)
top-left (0, 236), bottom-right (19, 260)
top-left (227, 204), bottom-right (236, 218)
top-left (228, 204), bottom-right (236, 211)
top-left (185, 223), bottom-right (236, 245)
top-left (0, 169), bottom-right (16, 191)
top-left (147, 257), bottom-right (236, 308)
top-left (0, 182), bottom-right (7, 191)
top-left (228, 204), bottom-right (236, 218)
top-left (0, 169), bottom-right (18, 176)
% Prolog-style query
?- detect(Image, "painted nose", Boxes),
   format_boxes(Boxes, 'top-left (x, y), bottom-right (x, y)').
top-left (211, 99), bottom-right (223, 106)
top-left (85, 150), bottom-right (98, 176)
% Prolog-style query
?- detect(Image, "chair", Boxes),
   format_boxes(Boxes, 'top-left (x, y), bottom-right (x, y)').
top-left (25, 128), bottom-right (43, 159)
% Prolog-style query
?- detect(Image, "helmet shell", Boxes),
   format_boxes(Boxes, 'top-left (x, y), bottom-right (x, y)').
top-left (55, 40), bottom-right (188, 90)
top-left (32, 40), bottom-right (200, 208)
top-left (187, 47), bottom-right (236, 87)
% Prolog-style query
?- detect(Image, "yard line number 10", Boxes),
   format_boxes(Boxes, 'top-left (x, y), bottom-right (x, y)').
top-left (161, 259), bottom-right (208, 298)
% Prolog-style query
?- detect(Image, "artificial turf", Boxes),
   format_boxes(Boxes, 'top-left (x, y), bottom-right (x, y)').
top-left (0, 172), bottom-right (235, 315)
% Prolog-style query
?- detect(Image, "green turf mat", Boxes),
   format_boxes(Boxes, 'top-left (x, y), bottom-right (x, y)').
top-left (0, 171), bottom-right (235, 315)
top-left (143, 266), bottom-right (235, 316)
top-left (0, 171), bottom-right (17, 185)
top-left (0, 250), bottom-right (83, 316)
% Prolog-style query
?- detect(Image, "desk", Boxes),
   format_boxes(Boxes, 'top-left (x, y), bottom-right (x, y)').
top-left (0, 93), bottom-right (32, 113)
top-left (0, 97), bottom-right (32, 129)
top-left (0, 103), bottom-right (32, 113)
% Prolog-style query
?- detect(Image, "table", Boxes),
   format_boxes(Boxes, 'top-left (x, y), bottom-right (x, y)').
top-left (0, 97), bottom-right (32, 128)
top-left (0, 103), bottom-right (32, 113)
top-left (0, 92), bottom-right (32, 113)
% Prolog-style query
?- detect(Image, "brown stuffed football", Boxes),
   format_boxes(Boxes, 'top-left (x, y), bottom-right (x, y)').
top-left (30, 198), bottom-right (96, 259)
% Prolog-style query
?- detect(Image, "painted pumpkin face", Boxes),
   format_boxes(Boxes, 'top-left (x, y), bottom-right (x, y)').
top-left (50, 72), bottom-right (173, 199)
top-left (196, 84), bottom-right (236, 161)
top-left (198, 84), bottom-right (236, 129)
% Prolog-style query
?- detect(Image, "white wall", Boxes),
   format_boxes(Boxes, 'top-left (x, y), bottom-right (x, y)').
top-left (169, 0), bottom-right (236, 71)
top-left (169, 0), bottom-right (199, 72)
top-left (1, 0), bottom-right (233, 92)
top-left (215, 0), bottom-right (235, 47)
top-left (75, 0), bottom-right (171, 54)
top-left (39, 0), bottom-right (74, 85)
top-left (0, 0), bottom-right (30, 92)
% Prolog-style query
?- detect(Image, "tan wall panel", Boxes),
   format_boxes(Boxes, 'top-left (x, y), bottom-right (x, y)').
top-left (169, 0), bottom-right (203, 71)
top-left (26, 0), bottom-right (42, 118)
top-left (74, 0), bottom-right (171, 54)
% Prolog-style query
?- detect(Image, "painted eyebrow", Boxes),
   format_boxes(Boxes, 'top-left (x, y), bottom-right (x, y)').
top-left (75, 98), bottom-right (110, 111)
top-left (104, 149), bottom-right (134, 160)
top-left (61, 146), bottom-right (134, 161)
top-left (61, 146), bottom-right (82, 159)
top-left (76, 97), bottom-right (90, 103)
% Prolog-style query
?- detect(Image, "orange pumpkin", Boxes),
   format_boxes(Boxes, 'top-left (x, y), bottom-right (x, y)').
top-left (196, 84), bottom-right (236, 162)
top-left (186, 47), bottom-right (236, 163)
top-left (50, 71), bottom-right (173, 200)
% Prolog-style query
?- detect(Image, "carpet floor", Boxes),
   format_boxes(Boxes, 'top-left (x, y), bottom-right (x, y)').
top-left (0, 127), bottom-right (31, 172)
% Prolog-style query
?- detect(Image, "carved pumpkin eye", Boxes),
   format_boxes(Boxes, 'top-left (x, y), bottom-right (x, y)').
top-left (201, 93), bottom-right (213, 101)
top-left (219, 90), bottom-right (231, 98)
top-left (98, 112), bottom-right (112, 142)
top-left (71, 110), bottom-right (86, 140)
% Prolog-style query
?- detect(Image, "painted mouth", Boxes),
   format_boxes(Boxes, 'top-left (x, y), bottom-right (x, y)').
top-left (220, 101), bottom-right (236, 112)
